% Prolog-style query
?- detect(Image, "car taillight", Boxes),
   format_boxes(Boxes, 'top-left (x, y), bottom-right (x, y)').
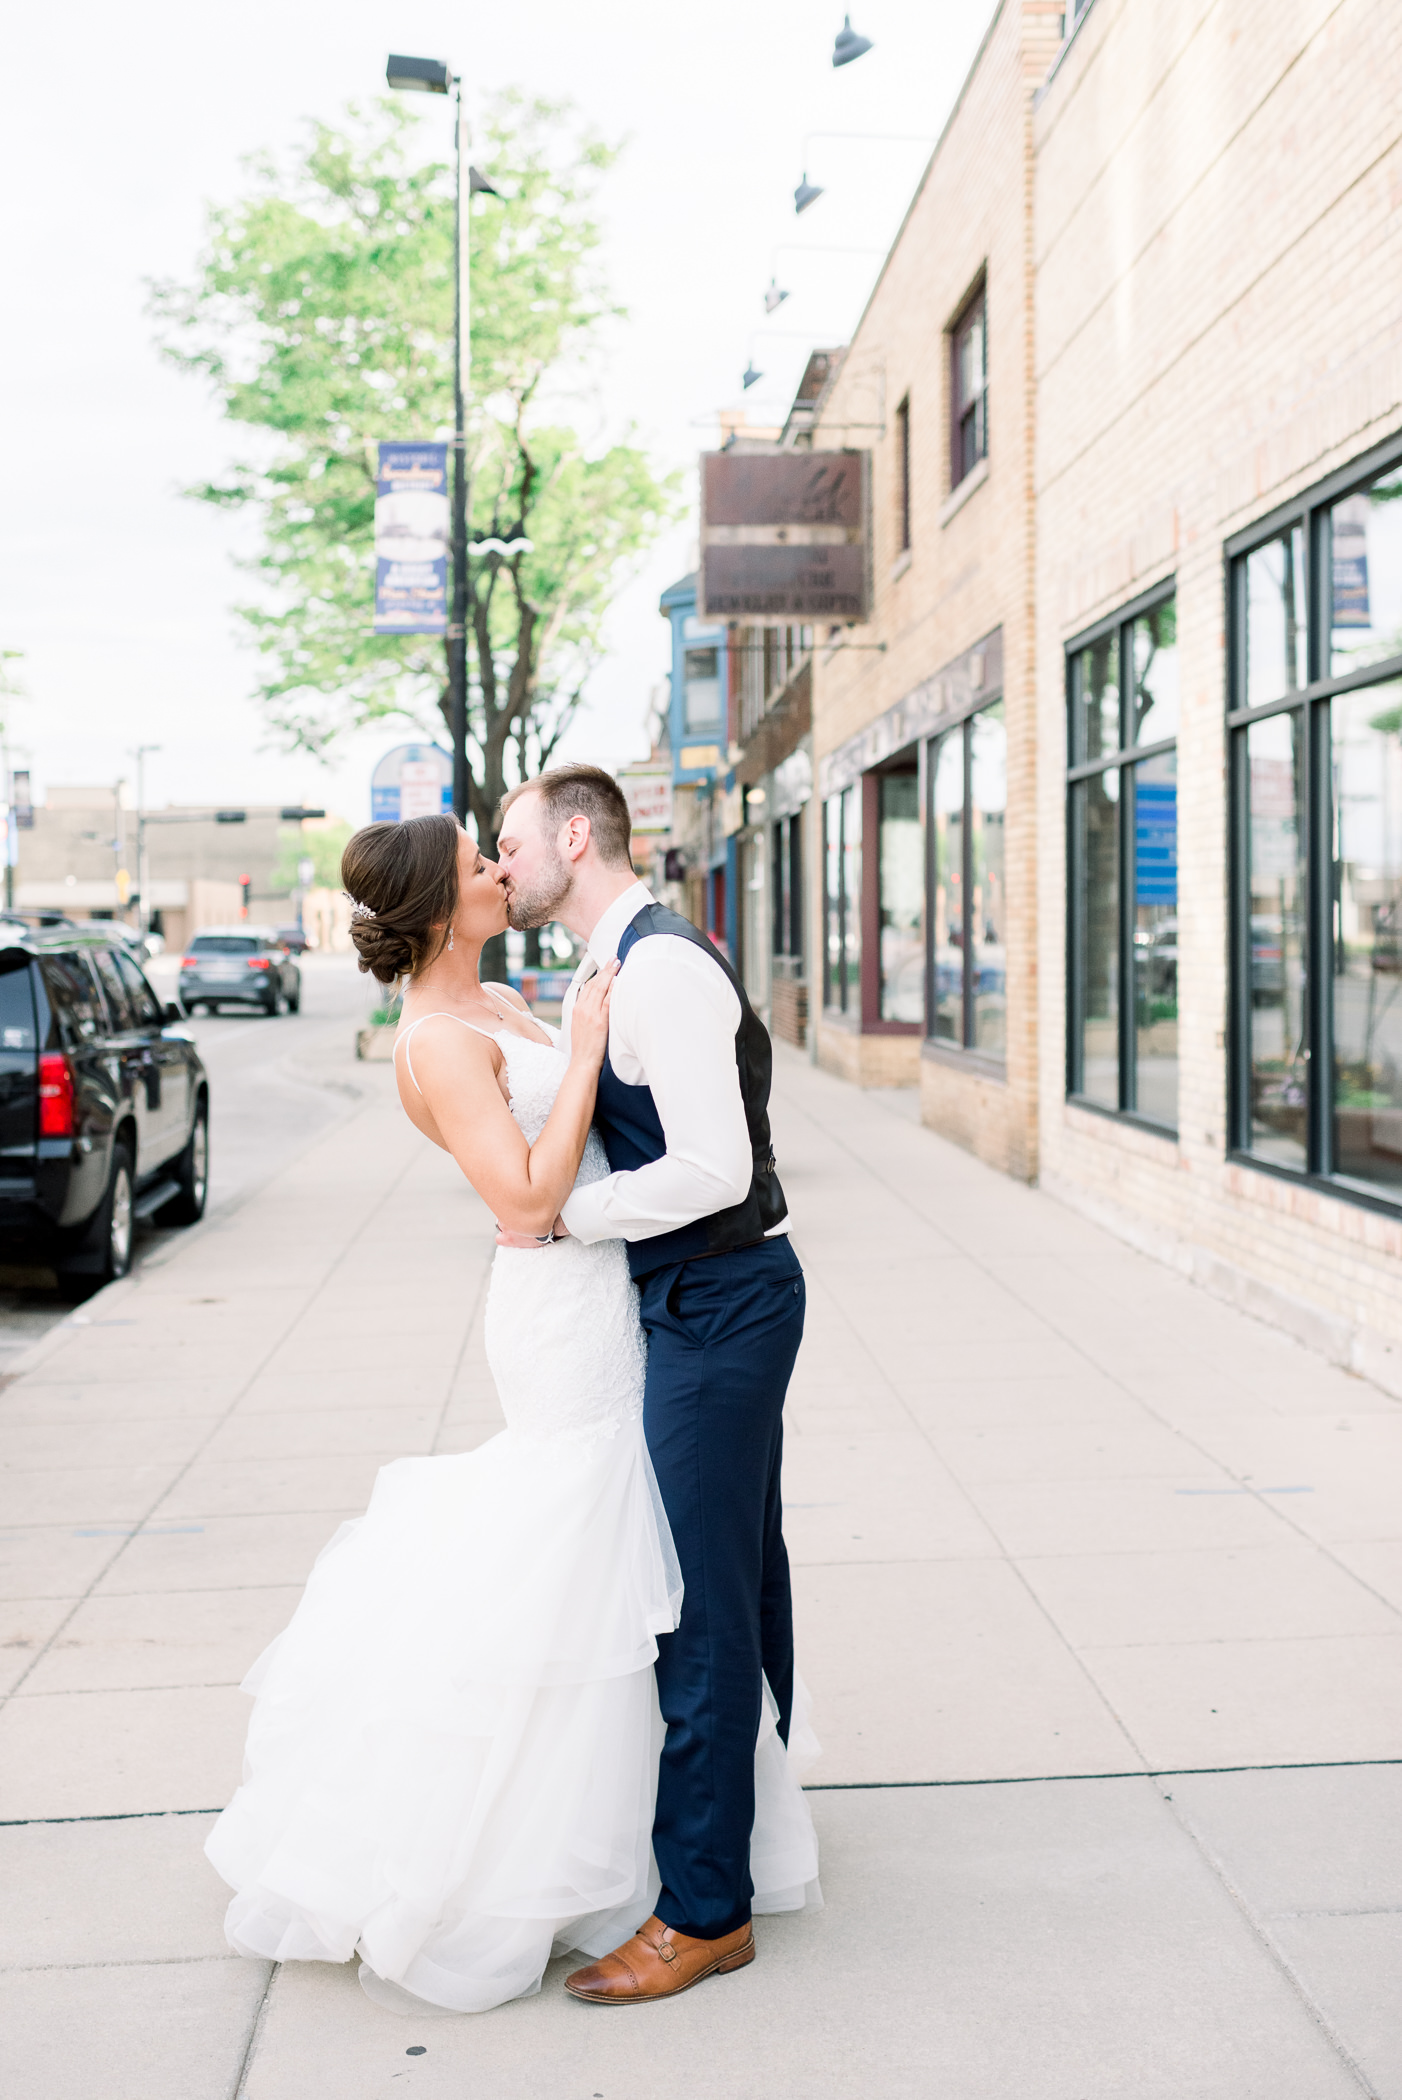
top-left (38, 1051), bottom-right (75, 1139)
top-left (246, 956), bottom-right (271, 970)
top-left (180, 955), bottom-right (198, 968)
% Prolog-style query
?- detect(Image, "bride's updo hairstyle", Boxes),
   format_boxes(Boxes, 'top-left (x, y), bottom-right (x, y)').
top-left (341, 812), bottom-right (461, 985)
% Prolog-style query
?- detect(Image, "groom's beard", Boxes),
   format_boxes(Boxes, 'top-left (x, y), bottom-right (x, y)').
top-left (505, 845), bottom-right (573, 930)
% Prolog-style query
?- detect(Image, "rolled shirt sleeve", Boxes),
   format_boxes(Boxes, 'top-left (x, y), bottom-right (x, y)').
top-left (560, 935), bottom-right (752, 1244)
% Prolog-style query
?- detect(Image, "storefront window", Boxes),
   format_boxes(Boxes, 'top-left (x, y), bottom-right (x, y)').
top-left (927, 700), bottom-right (1008, 1061)
top-left (1229, 444), bottom-right (1402, 1208)
top-left (878, 772), bottom-right (922, 1022)
top-left (1068, 589), bottom-right (1178, 1126)
top-left (1245, 711), bottom-right (1307, 1168)
top-left (970, 705), bottom-right (1007, 1056)
top-left (823, 787), bottom-right (861, 1014)
top-left (930, 734), bottom-right (964, 1042)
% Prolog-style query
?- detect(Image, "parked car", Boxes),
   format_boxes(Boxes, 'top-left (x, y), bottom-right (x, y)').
top-left (69, 920), bottom-right (163, 963)
top-left (179, 927), bottom-right (302, 1015)
top-left (0, 926), bottom-right (209, 1299)
top-left (273, 922), bottom-right (311, 955)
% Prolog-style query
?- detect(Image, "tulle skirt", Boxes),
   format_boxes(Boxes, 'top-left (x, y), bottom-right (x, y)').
top-left (206, 1417), bottom-right (820, 2014)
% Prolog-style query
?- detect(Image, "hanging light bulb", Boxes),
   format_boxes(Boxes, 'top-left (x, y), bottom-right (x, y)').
top-left (832, 15), bottom-right (874, 66)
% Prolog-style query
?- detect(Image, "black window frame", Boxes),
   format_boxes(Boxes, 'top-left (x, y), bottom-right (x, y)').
top-left (950, 281), bottom-right (988, 491)
top-left (1065, 576), bottom-right (1179, 1133)
top-left (1226, 428), bottom-right (1402, 1217)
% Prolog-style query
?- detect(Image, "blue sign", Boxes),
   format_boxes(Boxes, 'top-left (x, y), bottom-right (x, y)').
top-left (370, 743), bottom-right (454, 823)
top-left (1136, 781), bottom-right (1178, 905)
top-left (374, 442), bottom-right (450, 634)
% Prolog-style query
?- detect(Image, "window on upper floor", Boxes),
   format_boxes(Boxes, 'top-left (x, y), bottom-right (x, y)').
top-left (895, 395), bottom-right (911, 553)
top-left (951, 283), bottom-right (988, 490)
top-left (683, 645), bottom-right (721, 732)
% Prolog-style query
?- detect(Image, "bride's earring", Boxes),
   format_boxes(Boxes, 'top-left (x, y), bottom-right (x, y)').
top-left (448, 924), bottom-right (455, 951)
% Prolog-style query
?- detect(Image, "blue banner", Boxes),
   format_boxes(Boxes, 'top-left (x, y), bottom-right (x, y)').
top-left (374, 442), bottom-right (450, 634)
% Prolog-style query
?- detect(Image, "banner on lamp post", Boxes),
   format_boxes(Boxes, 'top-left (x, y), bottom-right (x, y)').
top-left (374, 442), bottom-right (450, 633)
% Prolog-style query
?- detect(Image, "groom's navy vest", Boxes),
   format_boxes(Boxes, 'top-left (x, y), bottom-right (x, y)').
top-left (592, 904), bottom-right (788, 1281)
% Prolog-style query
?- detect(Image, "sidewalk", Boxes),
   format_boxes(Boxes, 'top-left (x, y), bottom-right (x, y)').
top-left (3, 1040), bottom-right (1400, 2097)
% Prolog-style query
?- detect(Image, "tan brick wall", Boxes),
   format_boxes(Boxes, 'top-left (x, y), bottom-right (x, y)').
top-left (810, 0), bottom-right (1063, 1177)
top-left (1034, 0), bottom-right (1402, 1368)
top-left (815, 1022), bottom-right (921, 1089)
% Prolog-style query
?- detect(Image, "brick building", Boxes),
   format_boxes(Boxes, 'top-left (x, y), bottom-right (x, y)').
top-left (791, 0), bottom-right (1402, 1380)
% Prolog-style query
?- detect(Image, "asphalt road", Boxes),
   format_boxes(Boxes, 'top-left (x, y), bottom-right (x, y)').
top-left (0, 952), bottom-right (374, 1373)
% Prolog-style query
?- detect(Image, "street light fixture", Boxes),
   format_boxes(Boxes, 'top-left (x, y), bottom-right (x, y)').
top-left (832, 15), bottom-right (874, 66)
top-left (385, 52), bottom-right (504, 830)
top-left (793, 132), bottom-right (934, 215)
top-left (793, 173), bottom-right (824, 215)
top-left (763, 278), bottom-right (790, 315)
top-left (742, 362), bottom-right (763, 390)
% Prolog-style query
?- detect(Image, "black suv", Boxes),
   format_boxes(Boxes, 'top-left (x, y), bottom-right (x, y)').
top-left (0, 928), bottom-right (209, 1299)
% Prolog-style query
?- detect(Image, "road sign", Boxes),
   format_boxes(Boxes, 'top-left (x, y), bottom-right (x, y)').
top-left (370, 743), bottom-right (454, 824)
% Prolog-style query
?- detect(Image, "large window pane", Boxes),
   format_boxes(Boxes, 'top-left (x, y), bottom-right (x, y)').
top-left (1332, 682), bottom-right (1402, 1190)
top-left (1245, 527), bottom-right (1307, 706)
top-left (683, 646), bottom-right (721, 730)
top-left (931, 731), bottom-right (964, 1042)
top-left (841, 781), bottom-right (862, 1012)
top-left (824, 794), bottom-right (842, 1010)
top-left (1133, 748), bottom-right (1178, 1127)
top-left (1074, 769), bottom-right (1119, 1107)
top-left (1131, 601), bottom-right (1179, 746)
top-left (878, 772), bottom-right (922, 1022)
top-left (1331, 469), bottom-right (1402, 676)
top-left (1245, 712), bottom-right (1308, 1167)
top-left (1072, 632), bottom-right (1120, 764)
top-left (970, 704), bottom-right (1007, 1058)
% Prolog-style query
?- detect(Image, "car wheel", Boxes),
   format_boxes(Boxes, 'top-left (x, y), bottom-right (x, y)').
top-left (56, 1138), bottom-right (135, 1302)
top-left (160, 1097), bottom-right (209, 1227)
top-left (270, 990), bottom-right (288, 1017)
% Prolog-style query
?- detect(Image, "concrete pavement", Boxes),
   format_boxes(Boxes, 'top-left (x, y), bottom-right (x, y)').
top-left (3, 1030), bottom-right (1401, 2096)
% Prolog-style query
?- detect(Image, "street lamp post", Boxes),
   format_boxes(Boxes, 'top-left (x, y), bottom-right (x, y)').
top-left (386, 55), bottom-right (500, 831)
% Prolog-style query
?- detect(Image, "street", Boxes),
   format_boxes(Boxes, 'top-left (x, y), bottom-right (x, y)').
top-left (2, 1026), bottom-right (1400, 2098)
top-left (0, 954), bottom-right (369, 1376)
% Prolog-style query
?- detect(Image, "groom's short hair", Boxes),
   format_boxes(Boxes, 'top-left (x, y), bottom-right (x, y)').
top-left (498, 765), bottom-right (634, 870)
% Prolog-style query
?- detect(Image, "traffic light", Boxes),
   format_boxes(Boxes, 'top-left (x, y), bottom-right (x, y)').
top-left (240, 875), bottom-right (252, 919)
top-left (215, 810), bottom-right (247, 824)
top-left (280, 807), bottom-right (326, 821)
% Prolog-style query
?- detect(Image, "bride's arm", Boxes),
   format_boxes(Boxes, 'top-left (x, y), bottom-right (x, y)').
top-left (405, 965), bottom-right (616, 1236)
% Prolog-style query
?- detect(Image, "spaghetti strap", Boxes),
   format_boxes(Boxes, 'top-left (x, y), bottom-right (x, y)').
top-left (395, 1011), bottom-right (500, 1095)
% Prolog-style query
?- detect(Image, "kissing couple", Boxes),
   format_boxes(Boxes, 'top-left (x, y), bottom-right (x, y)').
top-left (206, 764), bottom-right (820, 2014)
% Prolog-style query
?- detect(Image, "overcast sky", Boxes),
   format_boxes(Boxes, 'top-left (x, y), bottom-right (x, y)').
top-left (0, 1), bottom-right (991, 825)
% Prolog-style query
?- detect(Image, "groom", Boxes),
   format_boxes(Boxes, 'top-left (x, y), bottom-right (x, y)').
top-left (496, 763), bottom-right (805, 2005)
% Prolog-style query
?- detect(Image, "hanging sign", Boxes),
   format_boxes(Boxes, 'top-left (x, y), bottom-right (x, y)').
top-left (700, 450), bottom-right (870, 622)
top-left (374, 442), bottom-right (450, 633)
top-left (370, 744), bottom-right (454, 823)
top-left (620, 769), bottom-right (673, 834)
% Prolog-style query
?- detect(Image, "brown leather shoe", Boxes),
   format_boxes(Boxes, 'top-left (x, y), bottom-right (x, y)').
top-left (564, 1916), bottom-right (755, 2004)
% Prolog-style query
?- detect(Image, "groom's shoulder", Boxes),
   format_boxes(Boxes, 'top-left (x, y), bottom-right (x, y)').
top-left (619, 905), bottom-right (740, 994)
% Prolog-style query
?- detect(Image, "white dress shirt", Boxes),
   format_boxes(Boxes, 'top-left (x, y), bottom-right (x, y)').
top-left (558, 882), bottom-right (787, 1246)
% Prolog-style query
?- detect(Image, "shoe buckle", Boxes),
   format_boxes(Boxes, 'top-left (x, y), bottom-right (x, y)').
top-left (658, 1939), bottom-right (678, 1963)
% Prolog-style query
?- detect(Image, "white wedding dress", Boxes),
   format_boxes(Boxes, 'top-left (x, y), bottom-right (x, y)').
top-left (206, 1014), bottom-right (820, 2015)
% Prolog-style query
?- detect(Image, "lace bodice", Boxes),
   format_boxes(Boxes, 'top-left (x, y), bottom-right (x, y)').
top-left (483, 1028), bottom-right (645, 1446)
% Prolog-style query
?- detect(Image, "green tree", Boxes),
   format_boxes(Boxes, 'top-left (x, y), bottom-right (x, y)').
top-left (269, 820), bottom-right (352, 894)
top-left (150, 93), bottom-right (679, 856)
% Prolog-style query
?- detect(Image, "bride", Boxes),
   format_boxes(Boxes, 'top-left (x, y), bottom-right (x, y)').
top-left (205, 812), bottom-right (819, 2014)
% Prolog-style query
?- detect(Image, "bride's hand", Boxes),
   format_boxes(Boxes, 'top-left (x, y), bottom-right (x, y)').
top-left (569, 958), bottom-right (618, 1070)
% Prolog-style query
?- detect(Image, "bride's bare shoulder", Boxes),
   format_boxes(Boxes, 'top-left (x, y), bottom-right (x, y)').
top-left (482, 980), bottom-right (530, 1014)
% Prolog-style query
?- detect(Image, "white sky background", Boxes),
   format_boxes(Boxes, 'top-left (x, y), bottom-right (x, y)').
top-left (0, 0), bottom-right (992, 826)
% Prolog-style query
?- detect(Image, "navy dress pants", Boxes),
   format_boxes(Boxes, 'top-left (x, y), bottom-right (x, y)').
top-left (637, 1235), bottom-right (806, 1941)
